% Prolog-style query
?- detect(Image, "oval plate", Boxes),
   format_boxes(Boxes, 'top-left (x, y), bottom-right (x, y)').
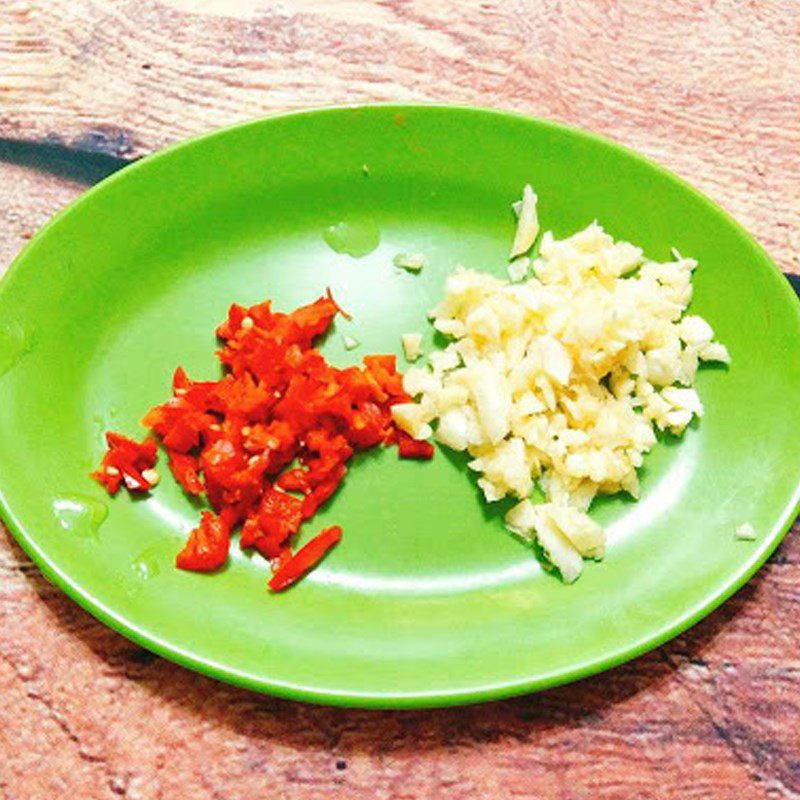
top-left (1, 106), bottom-right (799, 708)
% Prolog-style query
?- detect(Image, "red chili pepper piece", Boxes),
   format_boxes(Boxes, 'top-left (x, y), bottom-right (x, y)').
top-left (276, 468), bottom-right (311, 494)
top-left (270, 546), bottom-right (294, 574)
top-left (324, 287), bottom-right (352, 320)
top-left (397, 432), bottom-right (436, 460)
top-left (215, 303), bottom-right (250, 340)
top-left (268, 526), bottom-right (342, 592)
top-left (288, 293), bottom-right (342, 346)
top-left (172, 366), bottom-right (191, 391)
top-left (175, 511), bottom-right (231, 572)
top-left (255, 487), bottom-right (303, 556)
top-left (301, 464), bottom-right (346, 520)
top-left (347, 401), bottom-right (388, 449)
top-left (239, 513), bottom-right (262, 550)
top-left (363, 354), bottom-right (406, 397)
top-left (167, 451), bottom-right (204, 495)
top-left (91, 432), bottom-right (158, 495)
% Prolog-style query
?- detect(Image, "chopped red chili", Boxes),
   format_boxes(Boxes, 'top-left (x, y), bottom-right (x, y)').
top-left (167, 452), bottom-right (204, 495)
top-left (270, 546), bottom-right (294, 574)
top-left (268, 525), bottom-right (343, 592)
top-left (91, 432), bottom-right (158, 495)
top-left (397, 431), bottom-right (436, 460)
top-left (175, 511), bottom-right (230, 572)
top-left (91, 290), bottom-right (434, 590)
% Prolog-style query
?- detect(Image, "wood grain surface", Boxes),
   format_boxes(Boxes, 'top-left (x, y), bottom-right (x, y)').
top-left (1, 2), bottom-right (799, 798)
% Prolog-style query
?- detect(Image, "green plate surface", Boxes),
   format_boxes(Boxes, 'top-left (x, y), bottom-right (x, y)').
top-left (1, 106), bottom-right (799, 708)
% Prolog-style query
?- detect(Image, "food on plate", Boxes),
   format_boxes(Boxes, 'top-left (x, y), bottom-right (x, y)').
top-left (393, 252), bottom-right (425, 272)
top-left (268, 525), bottom-right (342, 592)
top-left (91, 432), bottom-right (159, 494)
top-left (401, 332), bottom-right (423, 362)
top-left (735, 522), bottom-right (756, 541)
top-left (93, 291), bottom-right (434, 591)
top-left (510, 184), bottom-right (539, 258)
top-left (508, 256), bottom-right (530, 282)
top-left (399, 190), bottom-right (730, 582)
top-left (505, 500), bottom-right (604, 583)
top-left (342, 334), bottom-right (359, 351)
top-left (90, 184), bottom-right (730, 589)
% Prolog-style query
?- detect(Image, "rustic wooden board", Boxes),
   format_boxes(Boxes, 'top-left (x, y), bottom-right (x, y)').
top-left (1, 1), bottom-right (799, 798)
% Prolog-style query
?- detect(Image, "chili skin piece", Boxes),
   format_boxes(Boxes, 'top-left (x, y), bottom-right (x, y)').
top-left (268, 526), bottom-right (343, 592)
top-left (397, 431), bottom-right (436, 460)
top-left (175, 511), bottom-right (231, 572)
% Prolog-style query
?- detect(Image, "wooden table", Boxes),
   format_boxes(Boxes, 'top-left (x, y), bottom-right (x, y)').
top-left (1, 2), bottom-right (798, 798)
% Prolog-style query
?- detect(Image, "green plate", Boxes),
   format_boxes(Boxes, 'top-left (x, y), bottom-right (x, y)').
top-left (1, 106), bottom-right (799, 708)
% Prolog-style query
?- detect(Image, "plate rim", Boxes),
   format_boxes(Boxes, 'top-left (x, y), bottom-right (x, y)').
top-left (1, 103), bottom-right (799, 709)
